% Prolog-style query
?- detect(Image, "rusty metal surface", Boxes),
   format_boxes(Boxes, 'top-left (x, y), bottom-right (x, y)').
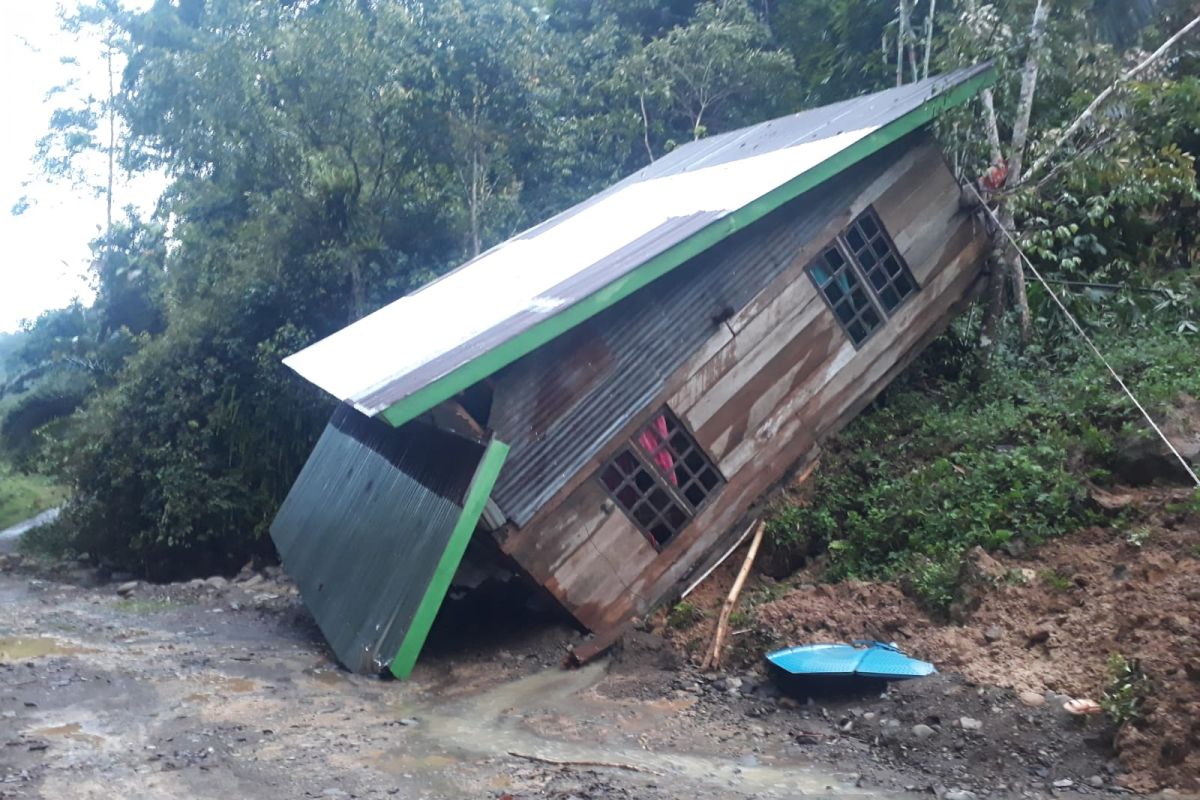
top-left (487, 141), bottom-right (903, 526)
top-left (269, 405), bottom-right (485, 673)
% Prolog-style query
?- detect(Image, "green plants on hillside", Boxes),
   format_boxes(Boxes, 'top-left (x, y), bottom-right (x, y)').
top-left (766, 322), bottom-right (1198, 614)
top-left (0, 464), bottom-right (67, 530)
top-left (1101, 653), bottom-right (1150, 727)
top-left (667, 601), bottom-right (705, 630)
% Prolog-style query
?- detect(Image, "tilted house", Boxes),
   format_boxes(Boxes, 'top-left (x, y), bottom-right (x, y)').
top-left (271, 65), bottom-right (996, 677)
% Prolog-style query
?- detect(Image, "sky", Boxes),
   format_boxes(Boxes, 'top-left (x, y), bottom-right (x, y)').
top-left (0, 0), bottom-right (160, 334)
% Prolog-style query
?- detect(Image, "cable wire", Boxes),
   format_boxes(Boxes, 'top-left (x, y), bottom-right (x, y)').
top-left (969, 184), bottom-right (1200, 488)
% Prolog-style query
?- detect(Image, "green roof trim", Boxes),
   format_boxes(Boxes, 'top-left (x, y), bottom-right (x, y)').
top-left (378, 66), bottom-right (996, 430)
top-left (389, 437), bottom-right (510, 679)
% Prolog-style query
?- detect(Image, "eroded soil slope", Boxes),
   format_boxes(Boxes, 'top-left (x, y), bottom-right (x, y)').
top-left (663, 487), bottom-right (1200, 792)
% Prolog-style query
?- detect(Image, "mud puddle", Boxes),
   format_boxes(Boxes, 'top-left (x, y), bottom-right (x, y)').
top-left (0, 636), bottom-right (94, 660)
top-left (390, 661), bottom-right (896, 798)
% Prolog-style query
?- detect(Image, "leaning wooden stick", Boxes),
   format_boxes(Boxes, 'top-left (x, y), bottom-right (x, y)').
top-left (702, 519), bottom-right (766, 671)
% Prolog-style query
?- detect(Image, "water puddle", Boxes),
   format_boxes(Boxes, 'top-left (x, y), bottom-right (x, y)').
top-left (0, 636), bottom-right (94, 661)
top-left (384, 662), bottom-right (881, 797)
top-left (308, 668), bottom-right (347, 686)
top-left (32, 723), bottom-right (106, 748)
top-left (193, 674), bottom-right (259, 693)
top-left (375, 752), bottom-right (458, 771)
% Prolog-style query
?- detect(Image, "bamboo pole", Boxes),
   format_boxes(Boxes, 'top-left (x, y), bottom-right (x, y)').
top-left (702, 519), bottom-right (765, 671)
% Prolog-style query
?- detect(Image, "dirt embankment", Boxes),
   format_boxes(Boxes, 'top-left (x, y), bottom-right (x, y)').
top-left (659, 486), bottom-right (1200, 793)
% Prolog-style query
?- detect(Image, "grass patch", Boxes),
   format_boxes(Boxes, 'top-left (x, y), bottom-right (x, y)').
top-left (667, 601), bottom-right (705, 629)
top-left (114, 598), bottom-right (176, 615)
top-left (0, 463), bottom-right (67, 530)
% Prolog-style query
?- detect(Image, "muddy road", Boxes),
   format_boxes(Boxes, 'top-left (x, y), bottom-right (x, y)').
top-left (1, 550), bottom-right (1150, 800)
top-left (0, 565), bottom-right (914, 799)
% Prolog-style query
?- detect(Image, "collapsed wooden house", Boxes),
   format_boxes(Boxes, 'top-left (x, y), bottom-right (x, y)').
top-left (270, 64), bottom-right (996, 677)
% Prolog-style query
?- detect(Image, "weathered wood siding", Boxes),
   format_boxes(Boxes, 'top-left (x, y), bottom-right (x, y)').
top-left (495, 133), bottom-right (988, 633)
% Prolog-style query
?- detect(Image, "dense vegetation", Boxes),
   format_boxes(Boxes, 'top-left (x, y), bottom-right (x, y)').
top-left (3, 0), bottom-right (1198, 581)
top-left (766, 323), bottom-right (1199, 613)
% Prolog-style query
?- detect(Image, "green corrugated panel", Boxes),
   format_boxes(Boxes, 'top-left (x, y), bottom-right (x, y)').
top-left (270, 404), bottom-right (506, 675)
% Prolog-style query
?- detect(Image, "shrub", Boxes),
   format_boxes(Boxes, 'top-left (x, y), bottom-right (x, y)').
top-left (765, 320), bottom-right (1197, 613)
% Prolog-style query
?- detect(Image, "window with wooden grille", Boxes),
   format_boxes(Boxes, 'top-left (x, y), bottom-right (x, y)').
top-left (598, 409), bottom-right (724, 549)
top-left (807, 208), bottom-right (919, 346)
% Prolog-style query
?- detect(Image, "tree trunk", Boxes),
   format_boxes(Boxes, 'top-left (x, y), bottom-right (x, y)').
top-left (923, 0), bottom-right (937, 80)
top-left (105, 38), bottom-right (115, 241)
top-left (1000, 0), bottom-right (1051, 344)
top-left (979, 244), bottom-right (1008, 351)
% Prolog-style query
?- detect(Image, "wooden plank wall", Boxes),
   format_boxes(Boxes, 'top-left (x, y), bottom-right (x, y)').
top-left (498, 134), bottom-right (989, 633)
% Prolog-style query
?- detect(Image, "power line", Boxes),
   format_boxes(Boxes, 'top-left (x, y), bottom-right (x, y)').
top-left (969, 183), bottom-right (1200, 488)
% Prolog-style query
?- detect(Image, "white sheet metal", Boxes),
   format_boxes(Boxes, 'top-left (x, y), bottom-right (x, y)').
top-left (284, 126), bottom-right (878, 412)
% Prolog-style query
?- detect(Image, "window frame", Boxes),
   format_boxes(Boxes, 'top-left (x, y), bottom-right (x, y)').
top-left (806, 207), bottom-right (920, 348)
top-left (596, 408), bottom-right (725, 551)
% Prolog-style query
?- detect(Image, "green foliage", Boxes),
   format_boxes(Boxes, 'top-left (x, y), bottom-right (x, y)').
top-left (0, 464), bottom-right (67, 531)
top-left (12, 0), bottom-right (1200, 585)
top-left (767, 322), bottom-right (1198, 613)
top-left (667, 601), bottom-right (704, 629)
top-left (1124, 526), bottom-right (1152, 548)
top-left (1101, 653), bottom-right (1150, 726)
top-left (1039, 569), bottom-right (1074, 592)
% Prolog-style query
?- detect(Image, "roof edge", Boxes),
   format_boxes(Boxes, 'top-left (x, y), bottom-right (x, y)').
top-left (377, 63), bottom-right (996, 429)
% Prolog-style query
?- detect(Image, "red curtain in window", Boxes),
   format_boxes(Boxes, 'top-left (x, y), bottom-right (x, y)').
top-left (637, 413), bottom-right (678, 485)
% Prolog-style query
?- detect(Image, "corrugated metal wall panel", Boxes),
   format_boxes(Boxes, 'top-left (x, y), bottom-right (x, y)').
top-left (489, 138), bottom-right (908, 525)
top-left (270, 405), bottom-right (485, 673)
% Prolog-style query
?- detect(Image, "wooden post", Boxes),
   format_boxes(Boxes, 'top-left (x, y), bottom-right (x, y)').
top-left (702, 519), bottom-right (765, 671)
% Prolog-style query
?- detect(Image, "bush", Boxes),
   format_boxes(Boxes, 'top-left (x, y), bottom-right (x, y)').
top-left (766, 321), bottom-right (1198, 613)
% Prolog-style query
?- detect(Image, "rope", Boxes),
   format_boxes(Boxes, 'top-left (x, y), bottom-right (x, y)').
top-left (969, 184), bottom-right (1200, 488)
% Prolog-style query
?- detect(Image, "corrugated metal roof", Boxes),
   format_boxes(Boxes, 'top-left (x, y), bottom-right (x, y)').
top-left (283, 64), bottom-right (994, 425)
top-left (269, 405), bottom-right (489, 673)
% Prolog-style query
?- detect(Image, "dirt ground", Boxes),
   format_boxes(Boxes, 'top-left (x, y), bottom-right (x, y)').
top-left (660, 486), bottom-right (1200, 794)
top-left (0, 487), bottom-right (1195, 799)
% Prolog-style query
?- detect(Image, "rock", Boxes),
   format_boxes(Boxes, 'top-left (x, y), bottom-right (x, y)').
top-left (1018, 691), bottom-right (1045, 707)
top-left (186, 578), bottom-right (206, 589)
top-left (723, 676), bottom-right (744, 692)
top-left (1000, 538), bottom-right (1027, 558)
top-left (116, 581), bottom-right (140, 597)
top-left (1115, 435), bottom-right (1199, 486)
top-left (397, 717), bottom-right (418, 726)
top-left (1052, 778), bottom-right (1074, 789)
top-left (949, 547), bottom-right (1007, 622)
top-left (911, 724), bottom-right (936, 740)
top-left (204, 576), bottom-right (228, 590)
top-left (1025, 627), bottom-right (1051, 646)
top-left (322, 790), bottom-right (349, 799)
top-left (240, 574), bottom-right (265, 589)
top-left (983, 626), bottom-right (1004, 644)
top-left (959, 717), bottom-right (982, 731)
top-left (1087, 775), bottom-right (1104, 788)
top-left (943, 790), bottom-right (977, 800)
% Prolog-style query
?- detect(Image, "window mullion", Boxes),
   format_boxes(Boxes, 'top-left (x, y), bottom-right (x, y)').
top-left (634, 446), bottom-right (693, 511)
top-left (835, 236), bottom-right (887, 321)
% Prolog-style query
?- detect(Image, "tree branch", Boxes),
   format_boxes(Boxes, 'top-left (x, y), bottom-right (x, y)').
top-left (1007, 0), bottom-right (1049, 185)
top-left (1025, 11), bottom-right (1200, 182)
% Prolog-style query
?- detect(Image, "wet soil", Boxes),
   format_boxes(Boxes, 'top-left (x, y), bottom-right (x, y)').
top-left (661, 486), bottom-right (1200, 794)
top-left (0, 563), bottom-right (913, 800)
top-left (2, 487), bottom-right (1195, 798)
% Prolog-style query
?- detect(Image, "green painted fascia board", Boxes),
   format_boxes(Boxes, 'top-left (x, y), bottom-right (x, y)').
top-left (379, 66), bottom-right (996, 430)
top-left (389, 437), bottom-right (510, 679)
